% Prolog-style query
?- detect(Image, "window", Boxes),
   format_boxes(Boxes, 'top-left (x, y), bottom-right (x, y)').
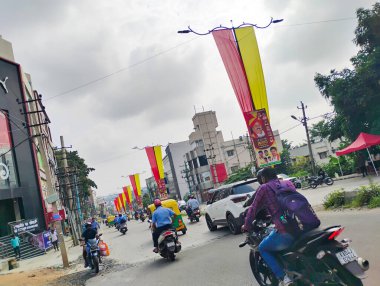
top-left (319, 151), bottom-right (328, 159)
top-left (198, 155), bottom-right (208, 166)
top-left (227, 150), bottom-right (234, 157)
top-left (231, 165), bottom-right (239, 172)
top-left (232, 182), bottom-right (259, 195)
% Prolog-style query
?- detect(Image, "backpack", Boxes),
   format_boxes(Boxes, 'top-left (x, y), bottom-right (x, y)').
top-left (268, 182), bottom-right (320, 235)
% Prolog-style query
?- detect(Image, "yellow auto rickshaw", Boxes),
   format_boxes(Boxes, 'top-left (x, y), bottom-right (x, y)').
top-left (148, 199), bottom-right (187, 234)
top-left (107, 215), bottom-right (116, 228)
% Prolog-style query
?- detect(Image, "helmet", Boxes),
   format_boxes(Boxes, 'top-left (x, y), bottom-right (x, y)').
top-left (154, 199), bottom-right (162, 207)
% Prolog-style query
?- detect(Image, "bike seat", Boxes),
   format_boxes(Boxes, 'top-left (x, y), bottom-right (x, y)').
top-left (279, 228), bottom-right (325, 254)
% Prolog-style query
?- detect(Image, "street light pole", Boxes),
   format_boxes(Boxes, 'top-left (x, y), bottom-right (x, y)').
top-left (291, 102), bottom-right (316, 175)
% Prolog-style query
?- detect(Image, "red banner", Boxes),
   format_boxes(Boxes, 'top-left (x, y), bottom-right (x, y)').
top-left (145, 146), bottom-right (160, 182)
top-left (210, 163), bottom-right (228, 184)
top-left (118, 193), bottom-right (126, 212)
top-left (123, 186), bottom-right (130, 204)
top-left (129, 175), bottom-right (138, 198)
top-left (212, 29), bottom-right (254, 114)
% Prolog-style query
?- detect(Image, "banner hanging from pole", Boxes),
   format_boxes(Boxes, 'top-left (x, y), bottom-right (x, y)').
top-left (244, 109), bottom-right (281, 167)
top-left (145, 146), bottom-right (168, 200)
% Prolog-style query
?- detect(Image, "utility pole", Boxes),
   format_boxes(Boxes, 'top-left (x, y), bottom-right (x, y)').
top-left (180, 161), bottom-right (192, 194)
top-left (60, 136), bottom-right (80, 246)
top-left (294, 102), bottom-right (316, 175)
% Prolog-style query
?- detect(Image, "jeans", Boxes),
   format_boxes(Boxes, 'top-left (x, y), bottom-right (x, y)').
top-left (13, 246), bottom-right (20, 258)
top-left (258, 230), bottom-right (294, 279)
top-left (152, 224), bottom-right (172, 247)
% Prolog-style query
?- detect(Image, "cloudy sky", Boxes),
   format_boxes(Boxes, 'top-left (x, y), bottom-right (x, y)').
top-left (0, 0), bottom-right (376, 195)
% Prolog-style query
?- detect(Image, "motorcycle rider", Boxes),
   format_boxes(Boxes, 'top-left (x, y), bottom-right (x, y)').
top-left (242, 168), bottom-right (297, 286)
top-left (151, 199), bottom-right (177, 253)
top-left (81, 222), bottom-right (97, 268)
top-left (186, 194), bottom-right (200, 217)
top-left (318, 168), bottom-right (326, 180)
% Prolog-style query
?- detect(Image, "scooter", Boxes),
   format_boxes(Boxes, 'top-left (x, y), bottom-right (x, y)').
top-left (157, 229), bottom-right (181, 261)
top-left (188, 207), bottom-right (201, 222)
top-left (120, 222), bottom-right (128, 235)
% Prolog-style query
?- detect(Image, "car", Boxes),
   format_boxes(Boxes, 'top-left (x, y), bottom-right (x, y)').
top-left (277, 173), bottom-right (302, 189)
top-left (205, 178), bottom-right (260, 235)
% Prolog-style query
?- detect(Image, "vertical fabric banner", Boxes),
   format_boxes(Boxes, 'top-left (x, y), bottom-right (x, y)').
top-left (134, 174), bottom-right (142, 196)
top-left (129, 175), bottom-right (138, 198)
top-left (129, 175), bottom-right (143, 208)
top-left (127, 186), bottom-right (133, 205)
top-left (245, 109), bottom-right (281, 167)
top-left (145, 145), bottom-right (168, 200)
top-left (119, 193), bottom-right (126, 212)
top-left (212, 29), bottom-right (254, 114)
top-left (117, 196), bottom-right (123, 213)
top-left (235, 26), bottom-right (269, 119)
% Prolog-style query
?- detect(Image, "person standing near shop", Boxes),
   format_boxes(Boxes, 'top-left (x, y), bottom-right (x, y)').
top-left (10, 234), bottom-right (21, 260)
top-left (51, 228), bottom-right (59, 251)
top-left (358, 153), bottom-right (368, 177)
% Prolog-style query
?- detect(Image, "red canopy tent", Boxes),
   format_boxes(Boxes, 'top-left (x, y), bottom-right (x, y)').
top-left (336, 132), bottom-right (380, 176)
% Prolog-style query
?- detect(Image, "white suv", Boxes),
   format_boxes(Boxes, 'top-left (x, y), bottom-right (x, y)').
top-left (205, 179), bottom-right (260, 235)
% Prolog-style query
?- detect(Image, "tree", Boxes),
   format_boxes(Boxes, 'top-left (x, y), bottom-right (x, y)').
top-left (314, 3), bottom-right (380, 142)
top-left (142, 193), bottom-right (152, 208)
top-left (274, 139), bottom-right (293, 175)
top-left (224, 164), bottom-right (254, 184)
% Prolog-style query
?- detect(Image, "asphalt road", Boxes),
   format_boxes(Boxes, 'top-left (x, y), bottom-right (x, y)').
top-left (87, 209), bottom-right (380, 286)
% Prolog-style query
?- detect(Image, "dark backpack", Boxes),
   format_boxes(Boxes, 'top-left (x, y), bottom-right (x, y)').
top-left (268, 183), bottom-right (320, 235)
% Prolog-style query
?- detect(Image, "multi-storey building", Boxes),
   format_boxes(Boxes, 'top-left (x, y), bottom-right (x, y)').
top-left (0, 36), bottom-right (61, 236)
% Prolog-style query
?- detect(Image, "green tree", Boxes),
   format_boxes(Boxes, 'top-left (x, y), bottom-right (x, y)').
top-left (314, 3), bottom-right (380, 141)
top-left (275, 140), bottom-right (293, 175)
top-left (142, 193), bottom-right (152, 208)
top-left (224, 164), bottom-right (254, 184)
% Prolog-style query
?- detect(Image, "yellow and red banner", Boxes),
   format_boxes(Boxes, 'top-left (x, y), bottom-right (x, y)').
top-left (145, 145), bottom-right (168, 200)
top-left (245, 109), bottom-right (281, 167)
top-left (129, 174), bottom-right (143, 208)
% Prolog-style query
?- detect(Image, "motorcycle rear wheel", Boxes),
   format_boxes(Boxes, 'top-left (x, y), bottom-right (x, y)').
top-left (250, 251), bottom-right (278, 286)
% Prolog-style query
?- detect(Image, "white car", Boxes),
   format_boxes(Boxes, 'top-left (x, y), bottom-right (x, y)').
top-left (205, 179), bottom-right (260, 235)
top-left (277, 173), bottom-right (302, 189)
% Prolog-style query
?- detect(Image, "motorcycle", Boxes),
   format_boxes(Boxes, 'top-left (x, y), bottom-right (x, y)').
top-left (188, 207), bottom-right (201, 223)
top-left (157, 229), bottom-right (182, 261)
top-left (307, 175), bottom-right (334, 189)
top-left (120, 222), bottom-right (128, 235)
top-left (239, 217), bottom-right (369, 286)
top-left (80, 233), bottom-right (103, 274)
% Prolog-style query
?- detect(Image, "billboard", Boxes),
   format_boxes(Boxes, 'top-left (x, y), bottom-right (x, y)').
top-left (245, 109), bottom-right (281, 168)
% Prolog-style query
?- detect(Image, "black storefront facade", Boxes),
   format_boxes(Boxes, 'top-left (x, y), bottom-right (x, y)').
top-left (0, 57), bottom-right (46, 237)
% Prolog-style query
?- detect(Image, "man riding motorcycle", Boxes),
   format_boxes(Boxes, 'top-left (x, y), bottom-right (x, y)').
top-left (81, 222), bottom-right (98, 268)
top-left (243, 167), bottom-right (320, 286)
top-left (151, 199), bottom-right (177, 253)
top-left (186, 194), bottom-right (200, 217)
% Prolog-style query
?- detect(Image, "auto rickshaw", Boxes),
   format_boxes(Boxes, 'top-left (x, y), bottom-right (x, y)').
top-left (107, 215), bottom-right (116, 228)
top-left (148, 199), bottom-right (187, 234)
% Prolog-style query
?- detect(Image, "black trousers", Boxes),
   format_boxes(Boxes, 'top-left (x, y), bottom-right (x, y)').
top-left (361, 166), bottom-right (368, 177)
top-left (52, 240), bottom-right (59, 250)
top-left (152, 224), bottom-right (172, 247)
top-left (13, 246), bottom-right (20, 258)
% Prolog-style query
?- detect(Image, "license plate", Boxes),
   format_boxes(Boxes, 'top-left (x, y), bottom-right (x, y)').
top-left (167, 242), bottom-right (175, 247)
top-left (336, 247), bottom-right (358, 265)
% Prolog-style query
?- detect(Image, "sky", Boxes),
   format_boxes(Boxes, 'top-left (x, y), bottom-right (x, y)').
top-left (0, 0), bottom-right (376, 196)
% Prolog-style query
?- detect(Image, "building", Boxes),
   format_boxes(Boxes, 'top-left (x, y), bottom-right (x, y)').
top-left (183, 111), bottom-right (284, 201)
top-left (164, 140), bottom-right (193, 200)
top-left (0, 36), bottom-right (61, 236)
top-left (289, 137), bottom-right (342, 166)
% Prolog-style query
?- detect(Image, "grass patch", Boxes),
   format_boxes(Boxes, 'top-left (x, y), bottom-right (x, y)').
top-left (323, 183), bottom-right (380, 210)
top-left (323, 189), bottom-right (346, 209)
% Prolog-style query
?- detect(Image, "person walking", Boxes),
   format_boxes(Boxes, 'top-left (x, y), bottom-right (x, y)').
top-left (10, 234), bottom-right (21, 260)
top-left (50, 228), bottom-right (59, 251)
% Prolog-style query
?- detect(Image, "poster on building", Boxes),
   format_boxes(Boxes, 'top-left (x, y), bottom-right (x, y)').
top-left (244, 109), bottom-right (281, 168)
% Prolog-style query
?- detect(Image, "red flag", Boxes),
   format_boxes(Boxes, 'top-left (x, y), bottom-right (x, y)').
top-left (123, 186), bottom-right (130, 204)
top-left (118, 193), bottom-right (126, 212)
top-left (145, 146), bottom-right (160, 182)
top-left (129, 175), bottom-right (138, 198)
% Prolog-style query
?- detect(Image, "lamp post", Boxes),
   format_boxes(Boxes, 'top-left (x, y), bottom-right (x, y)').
top-left (291, 101), bottom-right (316, 175)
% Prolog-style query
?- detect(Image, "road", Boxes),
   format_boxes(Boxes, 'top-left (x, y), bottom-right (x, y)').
top-left (87, 209), bottom-right (380, 286)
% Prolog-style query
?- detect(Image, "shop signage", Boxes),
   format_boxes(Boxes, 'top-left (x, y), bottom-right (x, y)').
top-left (11, 218), bottom-right (39, 234)
top-left (0, 162), bottom-right (10, 180)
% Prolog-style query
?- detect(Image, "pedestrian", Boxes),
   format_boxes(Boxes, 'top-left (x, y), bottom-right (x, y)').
top-left (50, 228), bottom-right (59, 251)
top-left (358, 153), bottom-right (368, 177)
top-left (10, 234), bottom-right (21, 260)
